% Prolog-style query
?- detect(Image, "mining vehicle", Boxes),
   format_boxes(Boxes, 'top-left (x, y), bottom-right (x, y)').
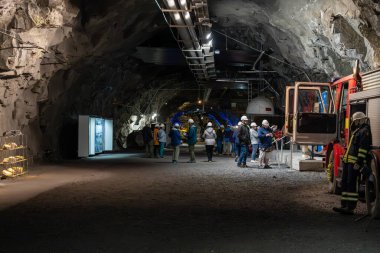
top-left (284, 61), bottom-right (380, 217)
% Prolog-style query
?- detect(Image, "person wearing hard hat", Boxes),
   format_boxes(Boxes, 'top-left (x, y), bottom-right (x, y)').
top-left (258, 119), bottom-right (274, 168)
top-left (157, 123), bottom-right (166, 158)
top-left (250, 122), bottom-right (259, 163)
top-left (187, 118), bottom-right (197, 163)
top-left (237, 116), bottom-right (251, 168)
top-left (202, 122), bottom-right (217, 162)
top-left (333, 112), bottom-right (372, 215)
top-left (169, 122), bottom-right (182, 163)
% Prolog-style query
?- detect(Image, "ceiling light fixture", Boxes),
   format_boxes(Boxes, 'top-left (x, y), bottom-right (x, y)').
top-left (206, 32), bottom-right (211, 39)
top-left (167, 0), bottom-right (175, 7)
top-left (174, 13), bottom-right (181, 20)
top-left (180, 0), bottom-right (187, 6)
top-left (184, 12), bottom-right (190, 19)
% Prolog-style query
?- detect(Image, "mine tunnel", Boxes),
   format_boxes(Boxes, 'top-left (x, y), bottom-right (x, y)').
top-left (1, 0), bottom-right (380, 252)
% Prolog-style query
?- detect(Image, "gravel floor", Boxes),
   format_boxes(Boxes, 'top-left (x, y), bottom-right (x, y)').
top-left (1, 151), bottom-right (379, 253)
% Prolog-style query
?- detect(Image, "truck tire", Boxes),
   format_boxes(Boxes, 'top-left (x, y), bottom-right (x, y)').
top-left (327, 153), bottom-right (341, 194)
top-left (365, 152), bottom-right (380, 218)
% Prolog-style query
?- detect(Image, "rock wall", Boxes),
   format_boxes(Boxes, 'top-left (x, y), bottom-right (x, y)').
top-left (210, 0), bottom-right (380, 79)
top-left (0, 0), bottom-right (166, 158)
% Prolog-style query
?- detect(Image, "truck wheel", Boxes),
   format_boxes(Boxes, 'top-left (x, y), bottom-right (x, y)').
top-left (327, 154), bottom-right (341, 194)
top-left (365, 152), bottom-right (380, 218)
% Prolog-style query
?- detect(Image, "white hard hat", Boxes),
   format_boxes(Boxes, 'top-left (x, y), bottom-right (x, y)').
top-left (241, 115), bottom-right (249, 121)
top-left (160, 123), bottom-right (165, 128)
top-left (207, 122), bottom-right (212, 127)
top-left (237, 121), bottom-right (242, 126)
top-left (155, 124), bottom-right (159, 128)
top-left (262, 119), bottom-right (269, 126)
top-left (251, 122), bottom-right (257, 127)
top-left (188, 118), bottom-right (194, 124)
top-left (174, 123), bottom-right (180, 127)
top-left (352, 112), bottom-right (366, 121)
top-left (220, 124), bottom-right (224, 128)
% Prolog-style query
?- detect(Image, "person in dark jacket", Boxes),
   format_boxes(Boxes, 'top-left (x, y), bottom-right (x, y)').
top-left (216, 125), bottom-right (224, 155)
top-left (333, 112), bottom-right (372, 215)
top-left (237, 116), bottom-right (251, 167)
top-left (169, 123), bottom-right (182, 163)
top-left (187, 118), bottom-right (197, 163)
top-left (142, 123), bottom-right (153, 158)
top-left (258, 119), bottom-right (273, 168)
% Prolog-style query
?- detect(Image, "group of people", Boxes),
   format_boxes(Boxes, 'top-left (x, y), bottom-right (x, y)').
top-left (142, 119), bottom-right (199, 163)
top-left (232, 115), bottom-right (276, 168)
top-left (142, 123), bottom-right (167, 159)
top-left (142, 116), bottom-right (277, 167)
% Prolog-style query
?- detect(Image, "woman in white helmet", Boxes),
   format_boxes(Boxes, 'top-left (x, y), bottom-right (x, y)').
top-left (202, 122), bottom-right (216, 162)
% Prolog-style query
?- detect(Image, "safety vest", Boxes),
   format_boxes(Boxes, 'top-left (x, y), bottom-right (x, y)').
top-left (343, 124), bottom-right (371, 165)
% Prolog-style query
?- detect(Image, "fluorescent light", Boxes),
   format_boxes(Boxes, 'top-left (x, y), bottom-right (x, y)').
top-left (167, 0), bottom-right (175, 7)
top-left (180, 0), bottom-right (186, 5)
top-left (184, 12), bottom-right (190, 19)
top-left (174, 13), bottom-right (181, 20)
top-left (206, 32), bottom-right (211, 39)
top-left (207, 39), bottom-right (213, 47)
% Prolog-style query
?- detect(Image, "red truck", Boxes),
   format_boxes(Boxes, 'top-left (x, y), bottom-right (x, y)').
top-left (284, 61), bottom-right (380, 217)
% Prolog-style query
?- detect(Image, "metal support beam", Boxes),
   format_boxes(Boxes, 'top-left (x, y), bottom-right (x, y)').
top-left (170, 24), bottom-right (195, 28)
top-left (161, 9), bottom-right (192, 12)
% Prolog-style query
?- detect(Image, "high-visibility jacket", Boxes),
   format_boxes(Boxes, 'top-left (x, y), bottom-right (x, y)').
top-left (343, 124), bottom-right (372, 165)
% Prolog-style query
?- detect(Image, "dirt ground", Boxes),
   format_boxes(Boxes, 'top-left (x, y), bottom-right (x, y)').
top-left (1, 150), bottom-right (380, 253)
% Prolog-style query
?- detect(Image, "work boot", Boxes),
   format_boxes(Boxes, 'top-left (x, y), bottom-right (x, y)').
top-left (332, 207), bottom-right (353, 215)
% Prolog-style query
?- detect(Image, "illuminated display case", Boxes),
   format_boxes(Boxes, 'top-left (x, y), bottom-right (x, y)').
top-left (78, 115), bottom-right (113, 157)
top-left (0, 130), bottom-right (29, 179)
